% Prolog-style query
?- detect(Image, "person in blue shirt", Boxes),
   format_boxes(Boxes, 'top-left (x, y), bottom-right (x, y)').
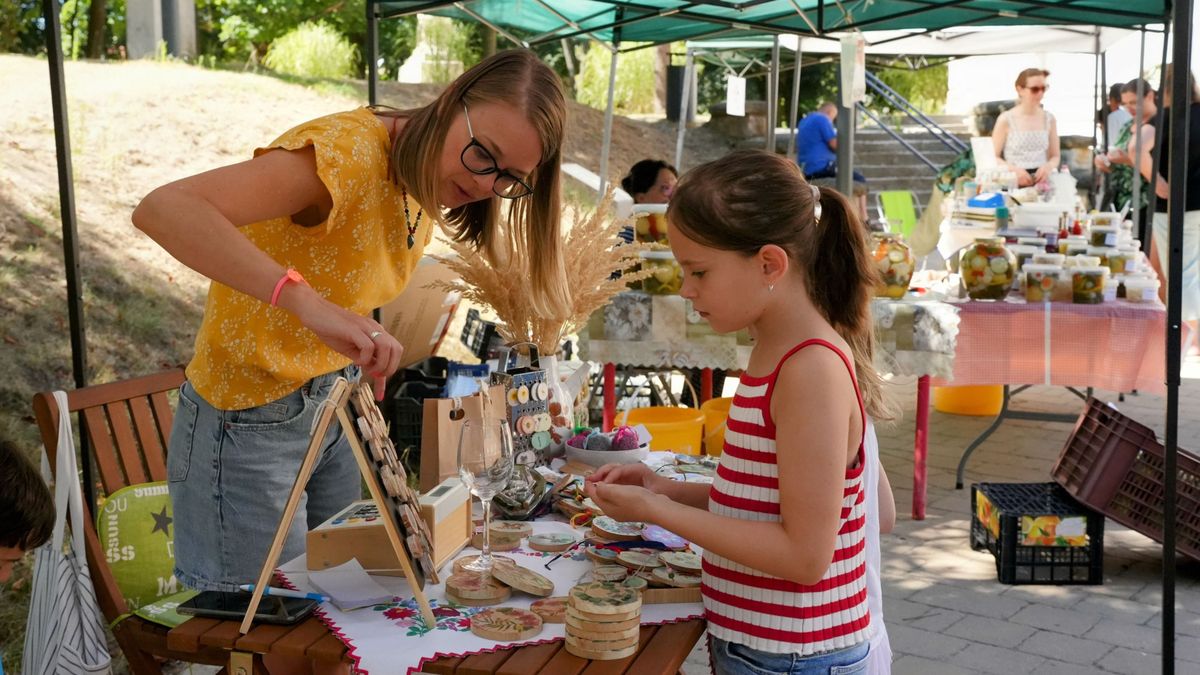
top-left (796, 102), bottom-right (868, 218)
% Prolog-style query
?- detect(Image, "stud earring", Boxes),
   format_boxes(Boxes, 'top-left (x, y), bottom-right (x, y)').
top-left (768, 284), bottom-right (775, 293)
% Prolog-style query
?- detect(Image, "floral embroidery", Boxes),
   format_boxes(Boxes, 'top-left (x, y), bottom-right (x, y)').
top-left (375, 597), bottom-right (480, 636)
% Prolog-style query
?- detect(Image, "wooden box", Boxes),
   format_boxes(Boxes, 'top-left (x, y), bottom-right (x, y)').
top-left (307, 477), bottom-right (471, 576)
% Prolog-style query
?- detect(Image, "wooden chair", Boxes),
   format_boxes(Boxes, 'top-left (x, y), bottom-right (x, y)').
top-left (32, 369), bottom-right (348, 674)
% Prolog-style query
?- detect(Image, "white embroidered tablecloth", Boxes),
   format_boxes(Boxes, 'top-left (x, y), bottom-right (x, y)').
top-left (278, 519), bottom-right (704, 675)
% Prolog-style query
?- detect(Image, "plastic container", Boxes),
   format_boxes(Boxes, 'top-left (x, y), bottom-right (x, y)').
top-left (1089, 225), bottom-right (1119, 247)
top-left (970, 482), bottom-right (1104, 585)
top-left (1066, 255), bottom-right (1101, 269)
top-left (960, 238), bottom-right (1016, 300)
top-left (1123, 276), bottom-right (1161, 303)
top-left (615, 407), bottom-right (705, 455)
top-left (1087, 246), bottom-right (1114, 268)
top-left (1024, 264), bottom-right (1063, 303)
top-left (1090, 212), bottom-right (1122, 228)
top-left (1106, 249), bottom-right (1137, 275)
top-left (638, 251), bottom-right (683, 295)
top-left (1017, 237), bottom-right (1048, 248)
top-left (701, 397), bottom-right (734, 456)
top-left (1072, 266), bottom-right (1109, 304)
top-left (1032, 253), bottom-right (1066, 266)
top-left (1063, 238), bottom-right (1090, 256)
top-left (871, 233), bottom-right (915, 299)
top-left (932, 385), bottom-right (1004, 416)
top-left (1051, 398), bottom-right (1200, 561)
top-left (1009, 245), bottom-right (1040, 273)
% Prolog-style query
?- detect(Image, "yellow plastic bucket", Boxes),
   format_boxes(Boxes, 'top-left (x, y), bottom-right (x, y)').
top-left (615, 407), bottom-right (705, 455)
top-left (700, 397), bottom-right (734, 456)
top-left (932, 385), bottom-right (1003, 416)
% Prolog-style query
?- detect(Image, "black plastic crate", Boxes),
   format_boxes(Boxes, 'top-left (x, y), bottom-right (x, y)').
top-left (388, 395), bottom-right (424, 457)
top-left (970, 482), bottom-right (1104, 585)
top-left (461, 308), bottom-right (501, 361)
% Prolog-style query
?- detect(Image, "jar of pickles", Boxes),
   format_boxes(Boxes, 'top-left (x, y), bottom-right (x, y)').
top-left (959, 237), bottom-right (1016, 300)
top-left (639, 250), bottom-right (682, 295)
top-left (1024, 264), bottom-right (1062, 302)
top-left (1072, 266), bottom-right (1109, 304)
top-left (871, 233), bottom-right (915, 299)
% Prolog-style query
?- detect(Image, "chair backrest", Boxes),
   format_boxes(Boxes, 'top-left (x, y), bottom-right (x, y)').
top-left (876, 190), bottom-right (922, 240)
top-left (32, 369), bottom-right (186, 622)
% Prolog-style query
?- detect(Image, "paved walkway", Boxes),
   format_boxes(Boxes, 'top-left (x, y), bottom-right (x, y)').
top-left (684, 375), bottom-right (1200, 674)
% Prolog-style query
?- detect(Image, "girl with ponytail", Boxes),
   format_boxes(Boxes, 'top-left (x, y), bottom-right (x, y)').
top-left (587, 149), bottom-right (893, 674)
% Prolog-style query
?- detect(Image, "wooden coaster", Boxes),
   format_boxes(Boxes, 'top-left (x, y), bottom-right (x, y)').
top-left (490, 520), bottom-right (534, 539)
top-left (621, 575), bottom-right (648, 591)
top-left (469, 607), bottom-right (543, 642)
top-left (565, 612), bottom-right (641, 633)
top-left (591, 516), bottom-right (644, 541)
top-left (616, 550), bottom-right (662, 570)
top-left (658, 551), bottom-right (702, 574)
top-left (566, 630), bottom-right (641, 651)
top-left (444, 588), bottom-right (509, 607)
top-left (564, 641), bottom-right (639, 661)
top-left (471, 531), bottom-right (521, 551)
top-left (491, 561), bottom-right (555, 597)
top-left (568, 582), bottom-right (642, 615)
top-left (528, 532), bottom-right (577, 553)
top-left (452, 554), bottom-right (515, 574)
top-left (591, 565), bottom-right (628, 582)
top-left (585, 546), bottom-right (619, 564)
top-left (652, 566), bottom-right (701, 588)
top-left (445, 572), bottom-right (510, 601)
top-left (530, 596), bottom-right (568, 623)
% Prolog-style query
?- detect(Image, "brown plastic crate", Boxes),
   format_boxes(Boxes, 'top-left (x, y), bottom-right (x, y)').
top-left (1051, 398), bottom-right (1200, 561)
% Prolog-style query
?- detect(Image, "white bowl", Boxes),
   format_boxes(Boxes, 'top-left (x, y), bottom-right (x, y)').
top-left (565, 441), bottom-right (650, 467)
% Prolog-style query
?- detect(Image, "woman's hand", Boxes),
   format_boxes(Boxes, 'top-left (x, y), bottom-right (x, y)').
top-left (1033, 163), bottom-right (1054, 184)
top-left (1107, 147), bottom-right (1130, 166)
top-left (584, 481), bottom-right (662, 524)
top-left (284, 286), bottom-right (404, 378)
top-left (586, 462), bottom-right (665, 493)
top-left (1094, 155), bottom-right (1112, 173)
top-left (1014, 167), bottom-right (1035, 187)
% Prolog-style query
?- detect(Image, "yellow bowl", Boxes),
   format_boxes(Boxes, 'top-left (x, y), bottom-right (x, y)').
top-left (700, 397), bottom-right (734, 456)
top-left (615, 407), bottom-right (705, 455)
top-left (932, 385), bottom-right (1003, 416)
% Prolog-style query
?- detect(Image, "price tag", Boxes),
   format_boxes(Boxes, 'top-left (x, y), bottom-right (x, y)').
top-left (726, 76), bottom-right (746, 117)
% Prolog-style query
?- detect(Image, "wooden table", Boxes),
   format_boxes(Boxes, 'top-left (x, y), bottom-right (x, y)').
top-left (165, 616), bottom-right (350, 672)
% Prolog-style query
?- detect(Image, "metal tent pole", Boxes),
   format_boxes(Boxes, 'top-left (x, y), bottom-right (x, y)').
top-left (1131, 27), bottom-right (1146, 234)
top-left (767, 34), bottom-right (780, 152)
top-left (1093, 29), bottom-right (1101, 203)
top-left (367, 0), bottom-right (378, 106)
top-left (836, 76), bottom-right (855, 200)
top-left (787, 37), bottom-right (803, 162)
top-left (597, 9), bottom-right (623, 200)
top-left (675, 47), bottom-right (694, 170)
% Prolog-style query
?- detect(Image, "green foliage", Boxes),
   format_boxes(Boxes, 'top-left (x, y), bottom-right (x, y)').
top-left (2, 1), bottom-right (126, 59)
top-left (418, 16), bottom-right (481, 83)
top-left (264, 21), bottom-right (357, 80)
top-left (577, 42), bottom-right (658, 114)
top-left (875, 61), bottom-right (949, 116)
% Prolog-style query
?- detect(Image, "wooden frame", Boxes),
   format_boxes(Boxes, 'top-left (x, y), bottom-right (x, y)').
top-left (241, 377), bottom-right (437, 632)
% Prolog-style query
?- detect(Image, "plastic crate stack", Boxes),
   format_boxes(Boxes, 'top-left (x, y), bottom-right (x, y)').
top-left (1052, 397), bottom-right (1200, 562)
top-left (383, 357), bottom-right (449, 459)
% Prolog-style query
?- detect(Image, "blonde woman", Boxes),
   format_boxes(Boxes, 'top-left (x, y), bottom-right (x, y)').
top-left (133, 49), bottom-right (567, 639)
top-left (993, 68), bottom-right (1061, 187)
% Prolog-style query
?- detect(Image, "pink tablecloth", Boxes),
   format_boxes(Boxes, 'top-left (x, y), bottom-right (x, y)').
top-left (934, 297), bottom-right (1166, 394)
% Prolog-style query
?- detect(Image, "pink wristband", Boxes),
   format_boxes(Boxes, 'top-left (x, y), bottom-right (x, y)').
top-left (270, 268), bottom-right (306, 307)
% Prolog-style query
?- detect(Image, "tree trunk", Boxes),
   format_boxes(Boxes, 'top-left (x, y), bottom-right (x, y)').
top-left (87, 0), bottom-right (107, 59)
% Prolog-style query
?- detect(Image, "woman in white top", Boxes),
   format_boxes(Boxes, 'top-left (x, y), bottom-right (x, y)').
top-left (993, 68), bottom-right (1061, 187)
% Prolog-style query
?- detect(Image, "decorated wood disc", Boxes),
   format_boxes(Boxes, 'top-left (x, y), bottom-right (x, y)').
top-left (489, 520), bottom-right (534, 538)
top-left (528, 532), bottom-right (577, 553)
top-left (658, 551), bottom-right (703, 574)
top-left (471, 531), bottom-right (521, 551)
top-left (591, 565), bottom-right (628, 582)
top-left (563, 641), bottom-right (639, 661)
top-left (568, 582), bottom-right (641, 615)
top-left (491, 561), bottom-right (555, 597)
top-left (566, 630), bottom-right (641, 651)
top-left (444, 588), bottom-right (510, 607)
top-left (565, 612), bottom-right (641, 633)
top-left (445, 572), bottom-right (510, 601)
top-left (452, 554), bottom-right (515, 574)
top-left (591, 516), bottom-right (644, 541)
top-left (585, 546), bottom-right (619, 564)
top-left (616, 550), bottom-right (662, 570)
top-left (621, 575), bottom-right (648, 591)
top-left (469, 607), bottom-right (543, 642)
top-left (530, 596), bottom-right (568, 623)
top-left (652, 565), bottom-right (702, 588)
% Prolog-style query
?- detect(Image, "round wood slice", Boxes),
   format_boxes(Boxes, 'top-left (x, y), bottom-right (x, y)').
top-left (444, 588), bottom-right (509, 607)
top-left (658, 551), bottom-right (702, 574)
top-left (564, 641), bottom-right (639, 661)
top-left (591, 565), bottom-right (628, 582)
top-left (566, 630), bottom-right (641, 651)
top-left (591, 516), bottom-right (644, 541)
top-left (616, 550), bottom-right (662, 570)
top-left (527, 532), bottom-right (577, 553)
top-left (471, 531), bottom-right (521, 551)
top-left (568, 582), bottom-right (641, 615)
top-left (489, 520), bottom-right (534, 538)
top-left (491, 561), bottom-right (555, 597)
top-left (445, 572), bottom-right (510, 601)
top-left (565, 613), bottom-right (641, 633)
top-left (585, 546), bottom-right (619, 564)
top-left (621, 575), bottom-right (648, 591)
top-left (452, 554), bottom-right (515, 574)
top-left (530, 596), bottom-right (568, 623)
top-left (652, 565), bottom-right (701, 588)
top-left (469, 607), bottom-right (543, 642)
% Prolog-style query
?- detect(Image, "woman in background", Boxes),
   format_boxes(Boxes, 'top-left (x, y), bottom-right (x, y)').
top-left (993, 68), bottom-right (1060, 187)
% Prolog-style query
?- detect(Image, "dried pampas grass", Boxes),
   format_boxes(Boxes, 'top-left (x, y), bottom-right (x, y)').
top-left (430, 191), bottom-right (652, 355)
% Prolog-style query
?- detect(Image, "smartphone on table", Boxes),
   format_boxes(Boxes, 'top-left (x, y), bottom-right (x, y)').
top-left (177, 590), bottom-right (318, 625)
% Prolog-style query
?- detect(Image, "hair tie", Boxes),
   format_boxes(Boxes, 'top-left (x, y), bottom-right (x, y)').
top-left (810, 185), bottom-right (822, 223)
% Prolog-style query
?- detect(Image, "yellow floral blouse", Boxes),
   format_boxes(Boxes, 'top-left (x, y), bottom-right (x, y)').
top-left (187, 107), bottom-right (432, 410)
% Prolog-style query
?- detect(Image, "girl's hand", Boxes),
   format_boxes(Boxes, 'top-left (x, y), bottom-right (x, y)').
top-left (289, 289), bottom-right (404, 378)
top-left (584, 481), bottom-right (661, 524)
top-left (1033, 163), bottom-right (1054, 184)
top-left (1014, 167), bottom-right (1035, 187)
top-left (586, 463), bottom-right (665, 493)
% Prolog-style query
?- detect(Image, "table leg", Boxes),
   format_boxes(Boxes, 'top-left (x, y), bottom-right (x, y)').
top-left (913, 376), bottom-right (930, 520)
top-left (701, 368), bottom-right (714, 404)
top-left (603, 363), bottom-right (616, 432)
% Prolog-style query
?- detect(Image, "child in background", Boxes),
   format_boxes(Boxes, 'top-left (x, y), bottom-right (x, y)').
top-left (0, 440), bottom-right (54, 585)
top-left (587, 149), bottom-right (893, 674)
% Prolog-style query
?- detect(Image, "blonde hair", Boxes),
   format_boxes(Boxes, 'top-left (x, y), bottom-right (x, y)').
top-left (667, 150), bottom-right (893, 420)
top-left (380, 50), bottom-right (569, 318)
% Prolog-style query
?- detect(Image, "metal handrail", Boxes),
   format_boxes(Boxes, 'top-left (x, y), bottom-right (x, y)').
top-left (856, 103), bottom-right (940, 173)
top-left (864, 70), bottom-right (969, 154)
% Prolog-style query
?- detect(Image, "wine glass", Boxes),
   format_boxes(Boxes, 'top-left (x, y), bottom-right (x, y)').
top-left (457, 418), bottom-right (514, 573)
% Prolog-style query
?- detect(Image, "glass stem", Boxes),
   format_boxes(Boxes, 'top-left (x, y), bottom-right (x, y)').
top-left (480, 496), bottom-right (493, 565)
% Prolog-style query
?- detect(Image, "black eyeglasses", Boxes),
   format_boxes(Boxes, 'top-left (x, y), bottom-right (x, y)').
top-left (460, 102), bottom-right (533, 199)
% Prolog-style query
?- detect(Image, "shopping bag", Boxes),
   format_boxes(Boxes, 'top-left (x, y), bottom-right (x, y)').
top-left (22, 391), bottom-right (112, 675)
top-left (419, 384), bottom-right (506, 492)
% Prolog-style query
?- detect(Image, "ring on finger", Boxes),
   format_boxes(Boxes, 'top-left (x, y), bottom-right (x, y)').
top-left (369, 331), bottom-right (383, 340)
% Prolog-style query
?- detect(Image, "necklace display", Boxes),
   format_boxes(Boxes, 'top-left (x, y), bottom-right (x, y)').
top-left (402, 188), bottom-right (423, 249)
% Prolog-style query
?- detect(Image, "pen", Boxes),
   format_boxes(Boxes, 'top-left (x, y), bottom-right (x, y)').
top-left (238, 584), bottom-right (329, 603)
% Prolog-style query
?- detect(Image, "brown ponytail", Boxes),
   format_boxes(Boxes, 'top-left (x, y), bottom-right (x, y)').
top-left (668, 150), bottom-right (892, 420)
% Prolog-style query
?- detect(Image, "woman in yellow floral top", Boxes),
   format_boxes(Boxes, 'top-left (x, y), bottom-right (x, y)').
top-left (133, 49), bottom-right (567, 637)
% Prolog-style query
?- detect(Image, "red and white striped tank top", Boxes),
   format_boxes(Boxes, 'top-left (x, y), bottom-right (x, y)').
top-left (702, 339), bottom-right (872, 655)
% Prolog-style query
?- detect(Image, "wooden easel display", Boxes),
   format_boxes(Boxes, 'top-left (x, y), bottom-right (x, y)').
top-left (240, 377), bottom-right (438, 633)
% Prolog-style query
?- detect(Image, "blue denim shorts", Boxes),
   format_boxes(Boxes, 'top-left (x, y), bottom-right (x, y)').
top-left (710, 636), bottom-right (870, 675)
top-left (168, 365), bottom-right (362, 591)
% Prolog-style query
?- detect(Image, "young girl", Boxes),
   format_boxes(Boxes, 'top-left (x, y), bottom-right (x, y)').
top-left (586, 149), bottom-right (892, 674)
